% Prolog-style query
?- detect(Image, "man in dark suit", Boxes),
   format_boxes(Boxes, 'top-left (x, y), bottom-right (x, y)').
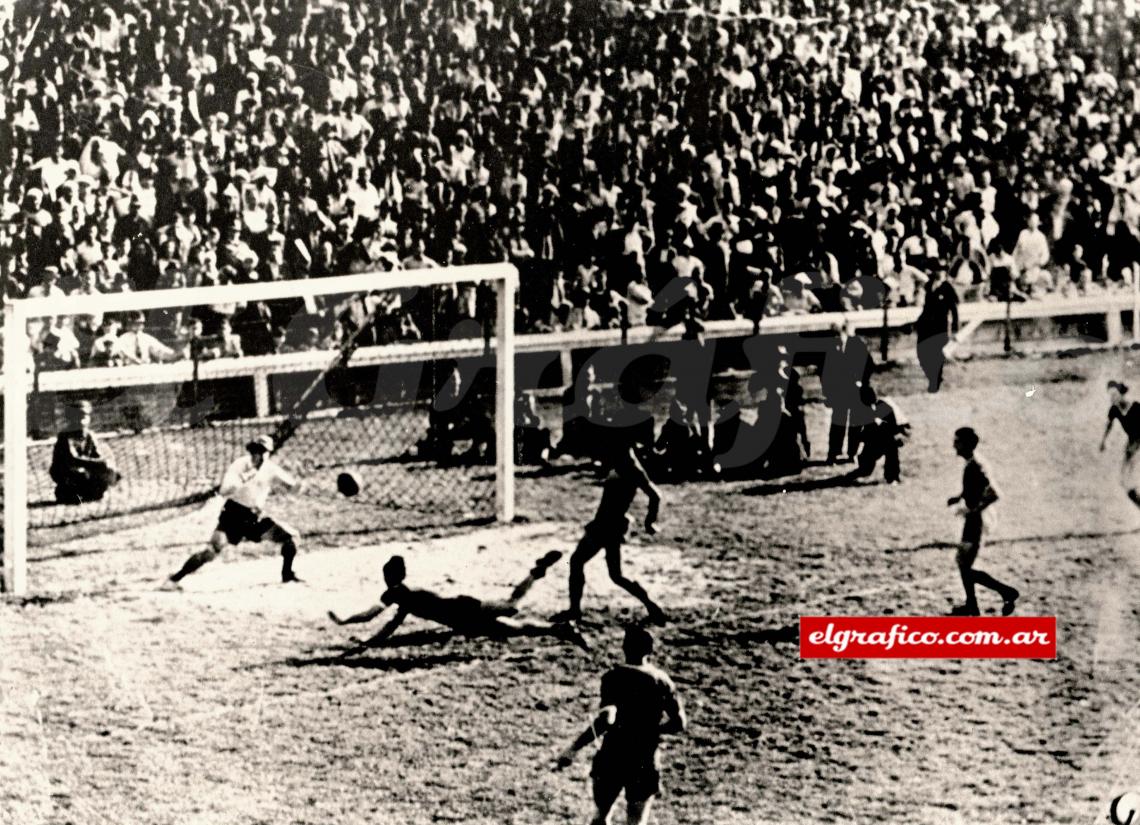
top-left (233, 300), bottom-right (277, 356)
top-left (821, 320), bottom-right (874, 463)
top-left (915, 268), bottom-right (960, 393)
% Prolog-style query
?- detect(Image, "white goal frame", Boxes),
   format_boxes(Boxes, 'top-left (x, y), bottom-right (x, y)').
top-left (2, 264), bottom-right (517, 595)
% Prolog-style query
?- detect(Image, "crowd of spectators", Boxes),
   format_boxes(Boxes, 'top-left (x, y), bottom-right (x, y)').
top-left (6, 0), bottom-right (1140, 370)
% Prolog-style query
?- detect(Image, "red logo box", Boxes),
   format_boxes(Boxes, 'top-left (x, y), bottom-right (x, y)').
top-left (799, 616), bottom-right (1057, 659)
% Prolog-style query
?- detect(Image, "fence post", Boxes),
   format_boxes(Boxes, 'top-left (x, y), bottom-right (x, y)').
top-left (1133, 267), bottom-right (1139, 343)
top-left (880, 296), bottom-right (890, 363)
top-left (1004, 290), bottom-right (1013, 354)
top-left (253, 369), bottom-right (271, 417)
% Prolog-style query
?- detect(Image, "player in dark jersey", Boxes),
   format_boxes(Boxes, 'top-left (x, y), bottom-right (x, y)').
top-left (551, 442), bottom-right (666, 625)
top-left (1100, 380), bottom-right (1140, 508)
top-left (947, 427), bottom-right (1019, 616)
top-left (328, 553), bottom-right (587, 652)
top-left (554, 626), bottom-right (686, 825)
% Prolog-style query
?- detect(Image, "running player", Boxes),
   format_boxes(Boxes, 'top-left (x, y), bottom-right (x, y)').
top-left (328, 553), bottom-right (588, 651)
top-left (947, 427), bottom-right (1018, 616)
top-left (1100, 380), bottom-right (1140, 508)
top-left (552, 442), bottom-right (667, 625)
top-left (554, 626), bottom-right (686, 825)
top-left (167, 435), bottom-right (303, 585)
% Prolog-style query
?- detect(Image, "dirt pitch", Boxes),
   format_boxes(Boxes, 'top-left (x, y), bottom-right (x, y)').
top-left (5, 348), bottom-right (1140, 825)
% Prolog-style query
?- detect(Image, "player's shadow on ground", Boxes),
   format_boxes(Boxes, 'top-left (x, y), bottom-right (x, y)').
top-left (666, 623), bottom-right (799, 648)
top-left (741, 472), bottom-right (878, 497)
top-left (286, 630), bottom-right (471, 672)
top-left (516, 463), bottom-right (597, 480)
top-left (285, 651), bottom-right (474, 673)
top-left (883, 526), bottom-right (1140, 554)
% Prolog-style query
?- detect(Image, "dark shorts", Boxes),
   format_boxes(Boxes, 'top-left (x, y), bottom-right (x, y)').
top-left (444, 595), bottom-right (514, 634)
top-left (591, 749), bottom-right (661, 804)
top-left (961, 513), bottom-right (984, 548)
top-left (217, 500), bottom-right (278, 545)
top-left (584, 515), bottom-right (630, 546)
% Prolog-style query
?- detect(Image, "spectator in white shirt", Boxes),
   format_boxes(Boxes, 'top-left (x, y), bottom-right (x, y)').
top-left (1013, 212), bottom-right (1052, 292)
top-left (112, 312), bottom-right (178, 365)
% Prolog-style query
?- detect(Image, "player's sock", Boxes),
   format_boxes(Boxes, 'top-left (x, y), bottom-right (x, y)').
top-left (645, 604), bottom-right (669, 626)
top-left (281, 540), bottom-right (298, 582)
top-left (170, 548), bottom-right (219, 581)
top-left (506, 551), bottom-right (564, 605)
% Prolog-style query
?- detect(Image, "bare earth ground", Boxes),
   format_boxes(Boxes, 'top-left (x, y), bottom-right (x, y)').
top-left (5, 347), bottom-right (1140, 824)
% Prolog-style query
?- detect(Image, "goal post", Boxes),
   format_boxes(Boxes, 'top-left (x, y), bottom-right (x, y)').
top-left (1, 264), bottom-right (518, 595)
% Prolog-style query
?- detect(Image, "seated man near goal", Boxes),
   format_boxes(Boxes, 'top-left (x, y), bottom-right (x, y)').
top-left (167, 434), bottom-right (303, 586)
top-left (328, 553), bottom-right (588, 652)
top-left (50, 400), bottom-right (122, 504)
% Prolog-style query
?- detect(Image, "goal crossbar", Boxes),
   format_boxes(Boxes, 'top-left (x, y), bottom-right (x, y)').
top-left (2, 264), bottom-right (518, 595)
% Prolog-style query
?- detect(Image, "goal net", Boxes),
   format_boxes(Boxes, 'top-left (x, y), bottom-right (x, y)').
top-left (2, 265), bottom-right (517, 595)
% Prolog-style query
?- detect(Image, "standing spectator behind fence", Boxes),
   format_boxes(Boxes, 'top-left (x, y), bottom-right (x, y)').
top-left (915, 269), bottom-right (961, 394)
top-left (112, 311), bottom-right (178, 365)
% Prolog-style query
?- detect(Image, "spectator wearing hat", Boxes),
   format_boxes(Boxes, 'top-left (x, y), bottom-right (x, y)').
top-left (112, 311), bottom-right (178, 365)
top-left (49, 401), bottom-right (122, 505)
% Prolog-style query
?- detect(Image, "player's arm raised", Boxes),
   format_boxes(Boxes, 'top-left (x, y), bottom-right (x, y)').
top-left (272, 462), bottom-right (303, 495)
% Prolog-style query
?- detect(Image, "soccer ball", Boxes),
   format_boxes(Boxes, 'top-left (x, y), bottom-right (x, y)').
top-left (336, 472), bottom-right (361, 498)
top-left (1110, 792), bottom-right (1140, 825)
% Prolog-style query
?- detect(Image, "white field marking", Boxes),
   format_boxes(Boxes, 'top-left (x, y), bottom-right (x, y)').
top-left (142, 522), bottom-right (711, 620)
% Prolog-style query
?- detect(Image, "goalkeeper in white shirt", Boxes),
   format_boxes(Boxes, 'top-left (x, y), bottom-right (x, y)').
top-left (167, 435), bottom-right (303, 586)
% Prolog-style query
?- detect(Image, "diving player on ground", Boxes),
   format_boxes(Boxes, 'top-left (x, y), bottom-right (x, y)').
top-left (1101, 380), bottom-right (1140, 509)
top-left (328, 552), bottom-right (587, 651)
top-left (554, 626), bottom-right (686, 825)
top-left (552, 441), bottom-right (667, 625)
top-left (168, 435), bottom-right (303, 585)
